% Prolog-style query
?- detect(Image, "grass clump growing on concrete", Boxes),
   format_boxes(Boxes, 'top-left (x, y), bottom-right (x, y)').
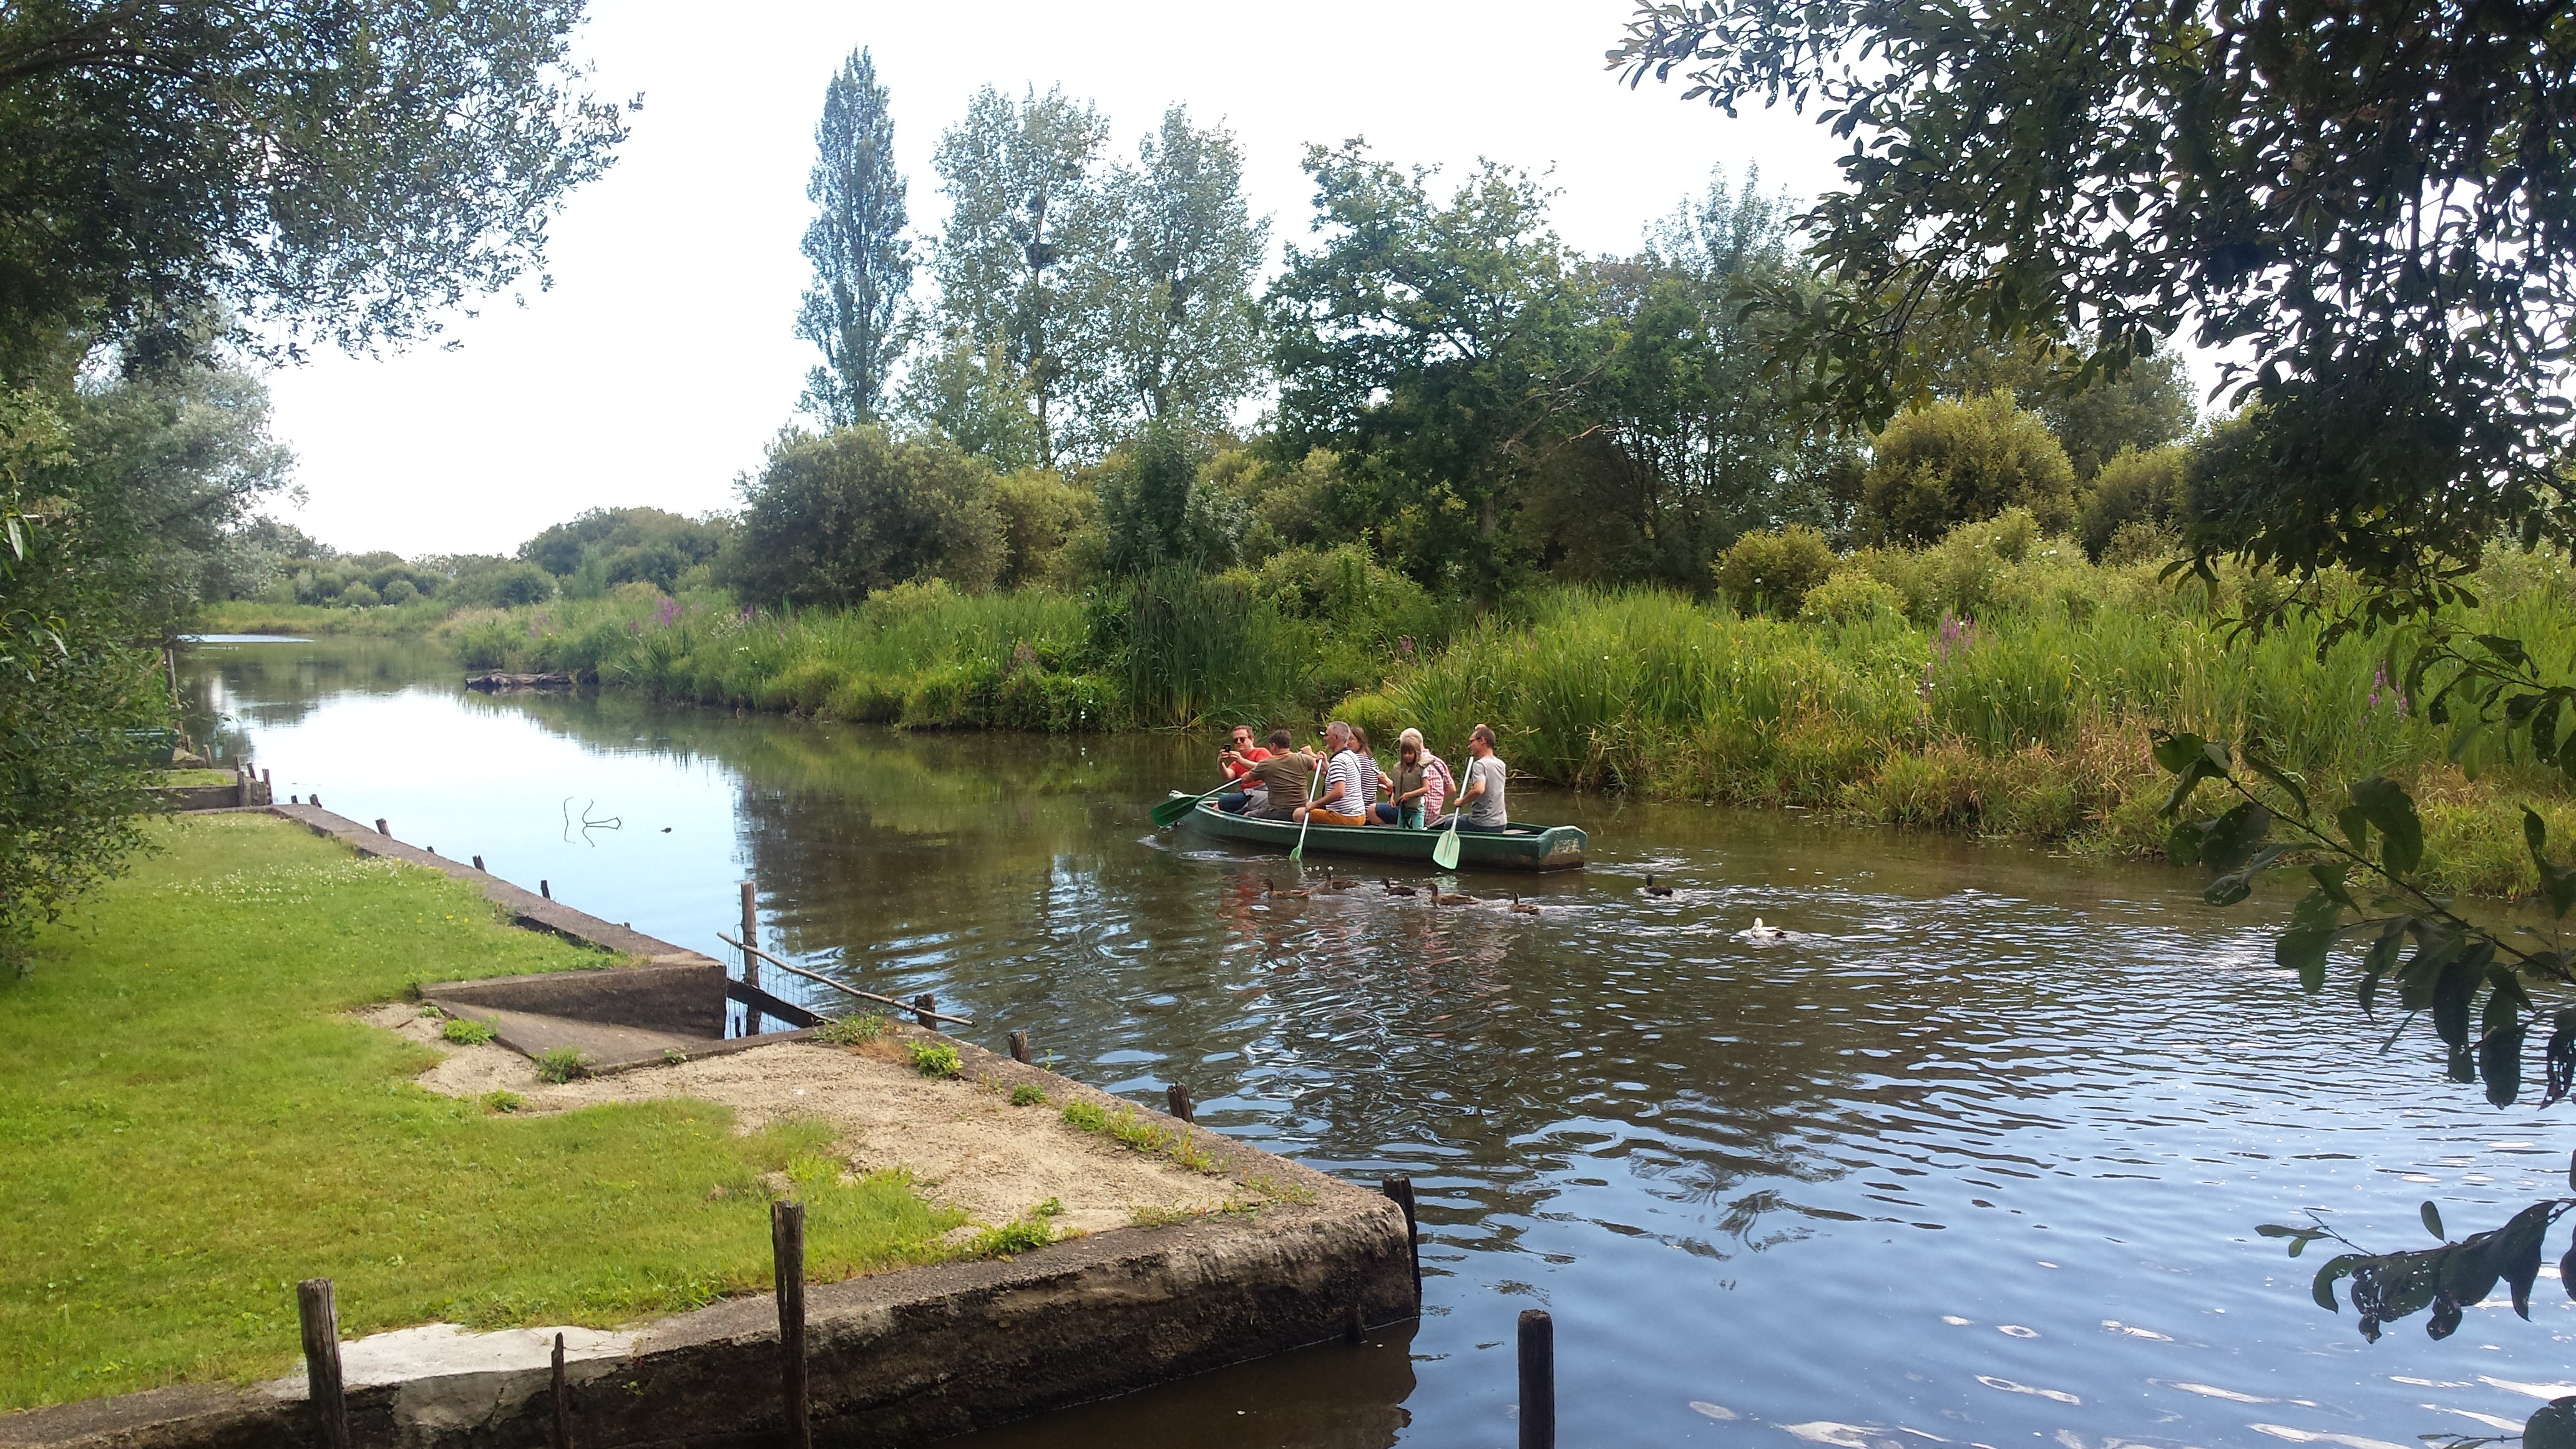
top-left (1060, 1099), bottom-right (1224, 1175)
top-left (533, 1045), bottom-right (588, 1083)
top-left (812, 1012), bottom-right (888, 1045)
top-left (0, 815), bottom-right (962, 1412)
top-left (440, 1016), bottom-right (494, 1045)
top-left (1009, 1083), bottom-right (1046, 1106)
top-left (907, 1040), bottom-right (962, 1078)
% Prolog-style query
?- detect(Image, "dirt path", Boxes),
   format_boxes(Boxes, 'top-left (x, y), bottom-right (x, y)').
top-left (357, 1005), bottom-right (1247, 1238)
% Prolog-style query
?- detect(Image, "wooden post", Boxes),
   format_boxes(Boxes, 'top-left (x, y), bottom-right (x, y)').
top-left (472, 855), bottom-right (485, 872)
top-left (772, 1201), bottom-right (811, 1449)
top-left (296, 1278), bottom-right (349, 1449)
top-left (375, 817), bottom-right (389, 837)
top-left (1007, 1030), bottom-right (1030, 1064)
top-left (1382, 1176), bottom-right (1421, 1304)
top-left (540, 879), bottom-right (550, 899)
top-left (1517, 1309), bottom-right (1554, 1449)
top-left (310, 794), bottom-right (322, 809)
top-left (738, 881), bottom-right (762, 1036)
top-left (912, 993), bottom-right (936, 1029)
top-left (1166, 1083), bottom-right (1194, 1123)
top-left (550, 1332), bottom-right (570, 1449)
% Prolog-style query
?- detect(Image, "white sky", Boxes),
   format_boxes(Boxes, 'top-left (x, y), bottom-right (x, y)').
top-left (265, 0), bottom-right (1847, 557)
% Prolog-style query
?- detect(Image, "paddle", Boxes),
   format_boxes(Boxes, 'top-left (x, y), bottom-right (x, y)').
top-left (1289, 751), bottom-right (1325, 863)
top-left (1151, 781), bottom-right (1231, 828)
top-left (1432, 758), bottom-right (1465, 869)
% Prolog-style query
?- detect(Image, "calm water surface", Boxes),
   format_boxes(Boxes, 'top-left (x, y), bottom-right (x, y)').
top-left (184, 637), bottom-right (2576, 1448)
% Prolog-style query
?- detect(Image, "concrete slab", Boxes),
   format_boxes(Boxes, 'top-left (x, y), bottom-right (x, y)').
top-left (425, 1002), bottom-right (713, 1073)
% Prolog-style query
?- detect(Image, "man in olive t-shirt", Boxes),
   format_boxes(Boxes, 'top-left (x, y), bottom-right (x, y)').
top-left (1243, 746), bottom-right (1316, 821)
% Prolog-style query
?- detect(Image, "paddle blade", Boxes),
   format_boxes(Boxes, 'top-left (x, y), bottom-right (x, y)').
top-left (1433, 828), bottom-right (1461, 870)
top-left (1150, 793), bottom-right (1198, 827)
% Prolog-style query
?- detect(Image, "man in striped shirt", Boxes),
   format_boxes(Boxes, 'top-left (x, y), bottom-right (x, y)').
top-left (1294, 721), bottom-right (1370, 827)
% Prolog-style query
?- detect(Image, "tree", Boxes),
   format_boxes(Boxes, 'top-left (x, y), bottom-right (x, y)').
top-left (1084, 107), bottom-right (1267, 438)
top-left (721, 426), bottom-right (1003, 607)
top-left (1095, 419), bottom-right (1240, 576)
top-left (796, 48), bottom-right (911, 426)
top-left (517, 507), bottom-right (727, 583)
top-left (929, 85), bottom-right (1111, 470)
top-left (1613, 0), bottom-right (2576, 612)
top-left (893, 335), bottom-right (1043, 471)
top-left (0, 389), bottom-right (162, 973)
top-left (0, 0), bottom-right (630, 374)
top-left (1269, 141), bottom-right (1590, 594)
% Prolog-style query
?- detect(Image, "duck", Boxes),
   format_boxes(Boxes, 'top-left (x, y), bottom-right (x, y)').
top-left (1325, 874), bottom-right (1363, 892)
top-left (1379, 877), bottom-right (1418, 897)
top-left (1264, 877), bottom-right (1312, 900)
top-left (1643, 874), bottom-right (1675, 898)
top-left (1743, 917), bottom-right (1787, 940)
top-left (1430, 884), bottom-right (1481, 906)
top-left (1508, 894), bottom-right (1540, 915)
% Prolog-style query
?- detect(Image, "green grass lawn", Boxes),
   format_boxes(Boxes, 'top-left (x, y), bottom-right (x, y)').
top-left (0, 816), bottom-right (962, 1412)
top-left (150, 768), bottom-right (238, 788)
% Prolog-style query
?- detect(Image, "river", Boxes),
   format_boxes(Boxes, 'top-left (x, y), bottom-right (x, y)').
top-left (182, 635), bottom-right (2576, 1447)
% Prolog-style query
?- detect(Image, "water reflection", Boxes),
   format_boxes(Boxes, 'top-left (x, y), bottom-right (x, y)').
top-left (191, 638), bottom-right (2576, 1447)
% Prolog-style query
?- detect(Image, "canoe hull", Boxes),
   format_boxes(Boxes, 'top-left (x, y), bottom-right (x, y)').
top-left (1171, 796), bottom-right (1586, 872)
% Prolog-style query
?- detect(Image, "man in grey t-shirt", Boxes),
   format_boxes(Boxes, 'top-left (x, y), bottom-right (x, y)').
top-left (1445, 723), bottom-right (1508, 831)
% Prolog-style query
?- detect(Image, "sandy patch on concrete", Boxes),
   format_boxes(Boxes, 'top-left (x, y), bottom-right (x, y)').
top-left (353, 1005), bottom-right (1243, 1237)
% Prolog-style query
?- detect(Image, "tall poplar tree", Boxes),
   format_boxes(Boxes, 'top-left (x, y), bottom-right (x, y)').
top-left (930, 85), bottom-right (1110, 469)
top-left (796, 47), bottom-right (911, 426)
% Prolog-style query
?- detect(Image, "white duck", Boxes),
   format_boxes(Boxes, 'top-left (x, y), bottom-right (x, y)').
top-left (1742, 917), bottom-right (1787, 940)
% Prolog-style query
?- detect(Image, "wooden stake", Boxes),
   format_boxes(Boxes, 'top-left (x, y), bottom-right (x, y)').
top-left (375, 817), bottom-right (389, 837)
top-left (550, 1332), bottom-right (570, 1449)
top-left (772, 1201), bottom-right (811, 1449)
top-left (310, 794), bottom-right (321, 809)
top-left (296, 1278), bottom-right (349, 1449)
top-left (472, 855), bottom-right (485, 872)
top-left (912, 993), bottom-right (937, 1029)
top-left (1517, 1309), bottom-right (1554, 1449)
top-left (540, 879), bottom-right (550, 899)
top-left (739, 880), bottom-right (762, 1036)
top-left (1166, 1083), bottom-right (1194, 1123)
top-left (1007, 1030), bottom-right (1030, 1064)
top-left (1382, 1177), bottom-right (1420, 1304)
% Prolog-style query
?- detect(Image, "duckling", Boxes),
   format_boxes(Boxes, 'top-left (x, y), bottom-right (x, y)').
top-left (1264, 877), bottom-right (1312, 900)
top-left (1508, 894), bottom-right (1540, 915)
top-left (1743, 916), bottom-right (1787, 940)
top-left (1430, 883), bottom-right (1481, 906)
top-left (1379, 877), bottom-right (1418, 897)
top-left (1642, 873), bottom-right (1676, 898)
top-left (1325, 874), bottom-right (1363, 892)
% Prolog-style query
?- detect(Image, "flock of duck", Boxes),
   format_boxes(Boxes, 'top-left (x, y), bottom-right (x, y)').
top-left (1258, 869), bottom-right (1790, 938)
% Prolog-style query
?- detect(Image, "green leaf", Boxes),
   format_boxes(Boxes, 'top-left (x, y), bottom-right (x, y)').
top-left (2151, 731), bottom-right (2207, 773)
top-left (2311, 1252), bottom-right (2363, 1311)
top-left (2482, 1025), bottom-right (2527, 1108)
top-left (2165, 817), bottom-right (2207, 867)
top-left (2200, 801), bottom-right (2274, 874)
top-left (2243, 750), bottom-right (2309, 816)
top-left (2160, 758), bottom-right (2216, 817)
top-left (2336, 804), bottom-right (2371, 853)
top-left (2434, 944), bottom-right (2496, 1049)
top-left (2528, 807), bottom-right (2550, 862)
top-left (2421, 1200), bottom-right (2446, 1240)
top-left (2349, 777), bottom-right (2423, 877)
top-left (2275, 888), bottom-right (2343, 993)
top-left (2204, 845), bottom-right (2286, 907)
top-left (2308, 862), bottom-right (2356, 910)
top-left (2525, 1397), bottom-right (2576, 1449)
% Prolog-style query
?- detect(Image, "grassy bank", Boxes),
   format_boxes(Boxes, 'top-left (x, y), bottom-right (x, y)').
top-left (1339, 524), bottom-right (2576, 896)
top-left (199, 597), bottom-right (458, 637)
top-left (0, 816), bottom-right (964, 1411)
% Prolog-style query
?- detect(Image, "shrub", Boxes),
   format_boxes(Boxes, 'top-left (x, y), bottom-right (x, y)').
top-left (907, 1040), bottom-right (962, 1078)
top-left (2077, 443), bottom-right (2192, 560)
top-left (723, 424), bottom-right (1005, 607)
top-left (1798, 571), bottom-right (1903, 625)
top-left (452, 559), bottom-right (555, 607)
top-left (1009, 1083), bottom-right (1046, 1106)
top-left (338, 580), bottom-right (380, 608)
top-left (534, 1046), bottom-right (588, 1083)
top-left (1860, 390), bottom-right (2077, 544)
top-left (380, 578), bottom-right (419, 605)
top-left (440, 1016), bottom-right (495, 1045)
top-left (1712, 526), bottom-right (1836, 617)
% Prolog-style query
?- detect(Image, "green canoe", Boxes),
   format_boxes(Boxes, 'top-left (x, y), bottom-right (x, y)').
top-left (1168, 794), bottom-right (1586, 872)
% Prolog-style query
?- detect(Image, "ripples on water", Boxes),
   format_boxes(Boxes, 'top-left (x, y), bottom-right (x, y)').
top-left (187, 639), bottom-right (2576, 1448)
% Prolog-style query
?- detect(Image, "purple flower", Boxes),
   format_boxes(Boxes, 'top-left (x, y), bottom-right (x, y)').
top-left (656, 597), bottom-right (681, 628)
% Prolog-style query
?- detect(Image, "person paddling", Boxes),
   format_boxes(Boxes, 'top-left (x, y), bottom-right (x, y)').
top-left (1237, 729), bottom-right (1313, 821)
top-left (1430, 724), bottom-right (1507, 832)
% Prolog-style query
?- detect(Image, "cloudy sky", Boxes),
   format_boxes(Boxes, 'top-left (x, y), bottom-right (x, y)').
top-left (266, 1), bottom-right (1848, 557)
